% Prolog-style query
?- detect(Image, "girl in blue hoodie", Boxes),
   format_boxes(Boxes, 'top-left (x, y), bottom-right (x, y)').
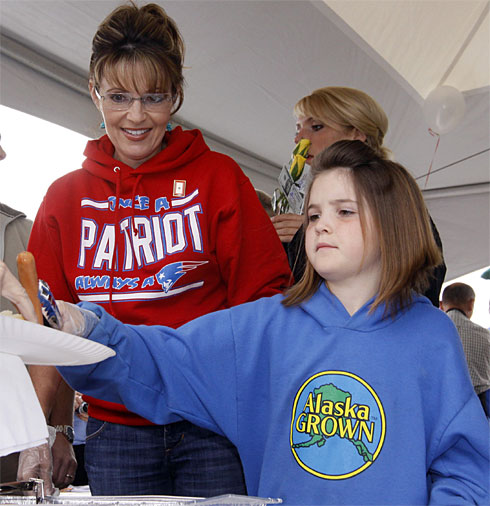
top-left (3, 140), bottom-right (488, 504)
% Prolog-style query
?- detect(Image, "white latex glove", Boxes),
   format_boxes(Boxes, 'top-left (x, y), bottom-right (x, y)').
top-left (0, 260), bottom-right (37, 322)
top-left (17, 427), bottom-right (58, 496)
top-left (0, 260), bottom-right (98, 337)
top-left (57, 301), bottom-right (99, 337)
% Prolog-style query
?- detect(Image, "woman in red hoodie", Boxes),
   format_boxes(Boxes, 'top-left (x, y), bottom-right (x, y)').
top-left (27, 2), bottom-right (290, 497)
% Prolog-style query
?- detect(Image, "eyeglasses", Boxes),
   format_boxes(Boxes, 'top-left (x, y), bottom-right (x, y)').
top-left (95, 88), bottom-right (174, 111)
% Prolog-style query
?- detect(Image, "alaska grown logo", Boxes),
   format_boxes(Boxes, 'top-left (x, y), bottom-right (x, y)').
top-left (290, 371), bottom-right (386, 480)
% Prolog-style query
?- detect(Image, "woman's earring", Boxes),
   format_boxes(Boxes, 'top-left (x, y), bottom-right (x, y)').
top-left (166, 122), bottom-right (172, 132)
top-left (100, 121), bottom-right (105, 130)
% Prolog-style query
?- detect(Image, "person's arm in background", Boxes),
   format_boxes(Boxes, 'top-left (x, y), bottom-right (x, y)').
top-left (270, 213), bottom-right (303, 243)
top-left (47, 379), bottom-right (77, 488)
top-left (28, 366), bottom-right (62, 421)
top-left (26, 367), bottom-right (77, 488)
top-left (25, 198), bottom-right (78, 486)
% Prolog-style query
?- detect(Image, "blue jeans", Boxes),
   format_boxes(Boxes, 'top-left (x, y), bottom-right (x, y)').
top-left (84, 418), bottom-right (246, 497)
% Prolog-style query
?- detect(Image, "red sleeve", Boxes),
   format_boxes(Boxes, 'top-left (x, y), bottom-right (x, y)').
top-left (213, 168), bottom-right (292, 306)
top-left (27, 198), bottom-right (78, 304)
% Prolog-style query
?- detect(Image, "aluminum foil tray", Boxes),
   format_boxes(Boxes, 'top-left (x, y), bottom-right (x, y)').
top-left (0, 494), bottom-right (282, 505)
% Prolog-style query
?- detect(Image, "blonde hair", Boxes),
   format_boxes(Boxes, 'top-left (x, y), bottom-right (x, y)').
top-left (89, 2), bottom-right (185, 113)
top-left (294, 87), bottom-right (391, 160)
top-left (283, 140), bottom-right (442, 317)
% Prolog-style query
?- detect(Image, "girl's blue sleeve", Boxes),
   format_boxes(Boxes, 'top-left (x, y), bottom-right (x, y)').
top-left (428, 392), bottom-right (489, 504)
top-left (57, 302), bottom-right (240, 441)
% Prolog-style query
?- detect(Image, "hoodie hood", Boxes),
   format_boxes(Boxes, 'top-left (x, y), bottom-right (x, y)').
top-left (300, 282), bottom-right (432, 332)
top-left (79, 126), bottom-right (211, 314)
top-left (82, 126), bottom-right (209, 188)
top-left (0, 202), bottom-right (27, 223)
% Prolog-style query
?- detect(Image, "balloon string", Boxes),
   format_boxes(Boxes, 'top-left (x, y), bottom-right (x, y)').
top-left (425, 128), bottom-right (440, 188)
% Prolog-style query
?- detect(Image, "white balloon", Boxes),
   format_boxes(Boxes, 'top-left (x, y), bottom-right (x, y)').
top-left (423, 86), bottom-right (466, 135)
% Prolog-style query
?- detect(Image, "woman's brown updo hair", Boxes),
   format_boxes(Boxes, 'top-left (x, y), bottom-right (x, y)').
top-left (89, 2), bottom-right (185, 113)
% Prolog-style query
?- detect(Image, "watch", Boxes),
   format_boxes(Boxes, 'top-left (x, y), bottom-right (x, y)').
top-left (52, 424), bottom-right (75, 444)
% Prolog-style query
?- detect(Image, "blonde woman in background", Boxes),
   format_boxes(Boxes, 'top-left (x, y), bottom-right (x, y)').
top-left (272, 86), bottom-right (446, 305)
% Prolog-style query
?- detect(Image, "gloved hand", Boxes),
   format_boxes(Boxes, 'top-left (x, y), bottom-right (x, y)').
top-left (37, 277), bottom-right (98, 337)
top-left (0, 260), bottom-right (37, 322)
top-left (57, 301), bottom-right (99, 337)
top-left (0, 260), bottom-right (98, 337)
top-left (17, 426), bottom-right (58, 496)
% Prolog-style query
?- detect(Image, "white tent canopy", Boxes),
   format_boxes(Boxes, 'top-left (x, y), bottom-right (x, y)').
top-left (1, 0), bottom-right (489, 280)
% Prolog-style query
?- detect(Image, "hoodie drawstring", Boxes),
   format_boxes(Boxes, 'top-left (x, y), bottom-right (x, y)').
top-left (108, 166), bottom-right (121, 316)
top-left (130, 175), bottom-right (143, 237)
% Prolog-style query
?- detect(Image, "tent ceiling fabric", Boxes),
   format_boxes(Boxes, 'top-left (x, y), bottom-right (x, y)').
top-left (0, 0), bottom-right (489, 280)
top-left (325, 0), bottom-right (490, 96)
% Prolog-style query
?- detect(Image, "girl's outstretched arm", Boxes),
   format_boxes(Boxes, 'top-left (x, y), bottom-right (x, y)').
top-left (57, 301), bottom-right (241, 442)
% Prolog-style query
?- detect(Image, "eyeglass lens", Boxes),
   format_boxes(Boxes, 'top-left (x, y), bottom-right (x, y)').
top-left (104, 92), bottom-right (172, 110)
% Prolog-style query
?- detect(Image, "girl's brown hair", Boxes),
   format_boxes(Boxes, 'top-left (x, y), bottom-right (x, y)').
top-left (282, 140), bottom-right (442, 317)
top-left (89, 2), bottom-right (185, 113)
top-left (294, 87), bottom-right (391, 160)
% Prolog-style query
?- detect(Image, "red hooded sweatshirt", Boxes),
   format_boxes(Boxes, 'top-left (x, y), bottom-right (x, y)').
top-left (28, 127), bottom-right (291, 425)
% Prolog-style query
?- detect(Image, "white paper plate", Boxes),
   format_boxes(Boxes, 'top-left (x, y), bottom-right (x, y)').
top-left (0, 315), bottom-right (115, 365)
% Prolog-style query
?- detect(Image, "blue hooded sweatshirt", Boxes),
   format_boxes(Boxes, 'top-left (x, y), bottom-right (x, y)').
top-left (59, 284), bottom-right (489, 505)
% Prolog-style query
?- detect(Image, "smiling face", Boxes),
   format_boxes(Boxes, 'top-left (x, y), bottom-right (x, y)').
top-left (305, 168), bottom-right (381, 302)
top-left (90, 63), bottom-right (172, 169)
top-left (294, 117), bottom-right (364, 165)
